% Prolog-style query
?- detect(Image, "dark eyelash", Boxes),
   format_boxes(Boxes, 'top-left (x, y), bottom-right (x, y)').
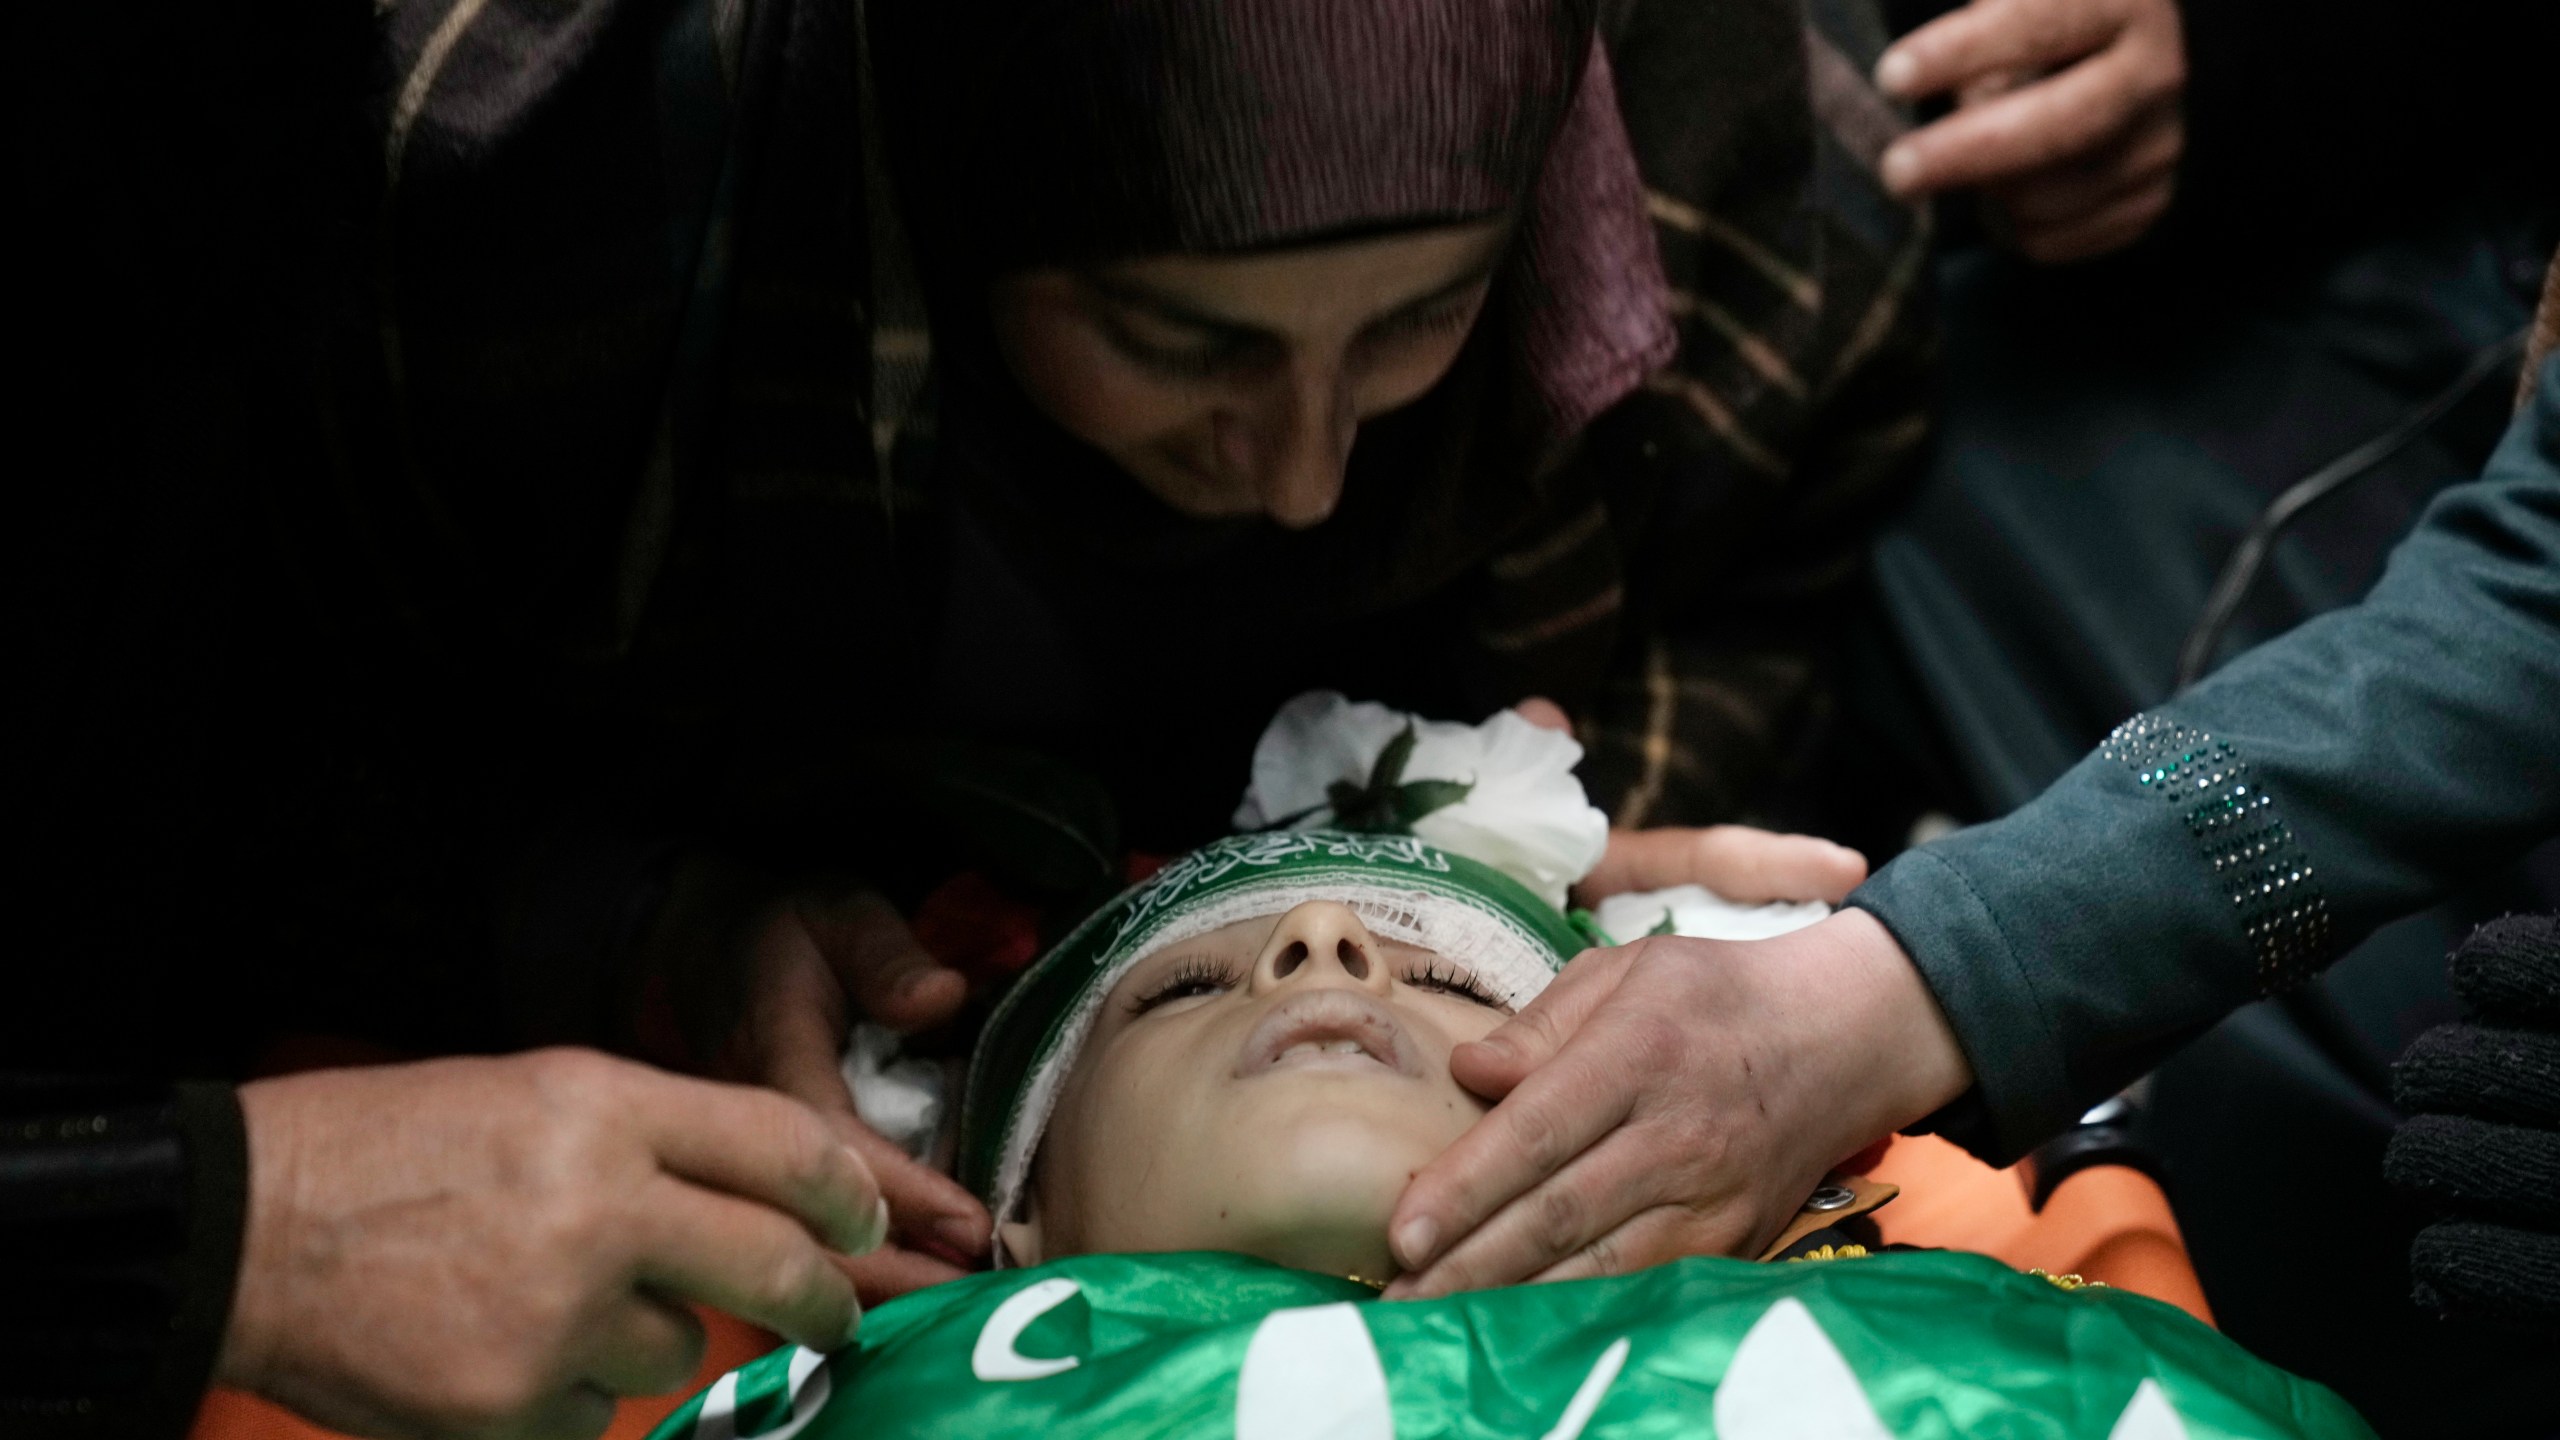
top-left (1096, 311), bottom-right (1248, 380)
top-left (1377, 300), bottom-right (1479, 338)
top-left (1126, 957), bottom-right (1243, 1015)
top-left (1404, 959), bottom-right (1507, 1010)
top-left (1121, 337), bottom-right (1236, 380)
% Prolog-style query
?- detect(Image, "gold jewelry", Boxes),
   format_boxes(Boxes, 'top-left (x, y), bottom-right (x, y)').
top-left (2027, 1268), bottom-right (2108, 1292)
top-left (1783, 1244), bottom-right (1870, 1264)
top-left (1343, 1273), bottom-right (1389, 1292)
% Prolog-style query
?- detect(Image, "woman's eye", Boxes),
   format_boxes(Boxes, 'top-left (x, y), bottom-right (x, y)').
top-left (1124, 340), bottom-right (1233, 379)
top-left (1384, 302), bottom-right (1478, 339)
top-left (1360, 293), bottom-right (1484, 352)
top-left (1097, 311), bottom-right (1256, 380)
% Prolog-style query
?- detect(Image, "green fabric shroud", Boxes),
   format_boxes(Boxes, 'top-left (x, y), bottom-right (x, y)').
top-left (643, 1250), bottom-right (2371, 1439)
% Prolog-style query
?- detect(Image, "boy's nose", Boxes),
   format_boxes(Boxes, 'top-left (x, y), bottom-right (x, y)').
top-left (1250, 901), bottom-right (1391, 995)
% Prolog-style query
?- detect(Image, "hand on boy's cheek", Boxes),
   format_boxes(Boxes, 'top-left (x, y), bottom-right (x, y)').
top-left (1382, 911), bottom-right (1971, 1299)
top-left (724, 890), bottom-right (992, 1300)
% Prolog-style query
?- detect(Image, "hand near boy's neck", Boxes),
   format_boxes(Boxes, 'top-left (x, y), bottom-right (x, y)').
top-left (1385, 909), bottom-right (1970, 1298)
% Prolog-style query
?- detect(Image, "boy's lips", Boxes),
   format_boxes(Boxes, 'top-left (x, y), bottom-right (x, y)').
top-left (1236, 989), bottom-right (1420, 1078)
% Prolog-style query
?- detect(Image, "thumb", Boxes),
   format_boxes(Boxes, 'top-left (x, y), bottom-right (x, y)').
top-left (801, 889), bottom-right (968, 1033)
top-left (758, 984), bottom-right (993, 1258)
top-left (1877, 0), bottom-right (2111, 101)
top-left (1579, 826), bottom-right (1868, 905)
top-left (1452, 945), bottom-right (1635, 1099)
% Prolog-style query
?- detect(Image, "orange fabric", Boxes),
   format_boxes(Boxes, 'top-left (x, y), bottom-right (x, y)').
top-left (186, 1309), bottom-right (778, 1440)
top-left (1870, 1134), bottom-right (2214, 1326)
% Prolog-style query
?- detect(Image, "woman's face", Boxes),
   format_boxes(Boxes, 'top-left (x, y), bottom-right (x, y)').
top-left (987, 219), bottom-right (1511, 530)
top-left (1008, 900), bottom-right (1515, 1281)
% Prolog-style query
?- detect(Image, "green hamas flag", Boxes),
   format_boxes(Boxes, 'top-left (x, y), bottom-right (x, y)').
top-left (645, 1251), bottom-right (2372, 1439)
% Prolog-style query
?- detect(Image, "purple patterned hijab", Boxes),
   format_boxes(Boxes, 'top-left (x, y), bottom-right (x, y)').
top-left (870, 0), bottom-right (1673, 439)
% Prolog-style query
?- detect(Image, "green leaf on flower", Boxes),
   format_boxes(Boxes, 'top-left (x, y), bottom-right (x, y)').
top-left (1393, 779), bottom-right (1475, 826)
top-left (1368, 724), bottom-right (1418, 792)
top-left (1315, 725), bottom-right (1476, 834)
top-left (1326, 777), bottom-right (1396, 832)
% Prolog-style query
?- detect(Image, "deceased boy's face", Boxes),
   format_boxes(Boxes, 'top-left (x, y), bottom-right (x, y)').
top-left (1004, 900), bottom-right (1513, 1280)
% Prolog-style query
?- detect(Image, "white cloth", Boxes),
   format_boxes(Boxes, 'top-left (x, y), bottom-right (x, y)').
top-left (842, 1022), bottom-right (946, 1162)
top-left (1592, 884), bottom-right (1830, 944)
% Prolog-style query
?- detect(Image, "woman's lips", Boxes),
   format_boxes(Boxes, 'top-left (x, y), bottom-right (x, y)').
top-left (1236, 989), bottom-right (1421, 1078)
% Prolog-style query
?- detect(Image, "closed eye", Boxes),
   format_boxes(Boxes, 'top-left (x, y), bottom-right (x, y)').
top-left (1100, 316), bottom-right (1265, 380)
top-left (1402, 958), bottom-right (1509, 1011)
top-left (1126, 956), bottom-right (1244, 1015)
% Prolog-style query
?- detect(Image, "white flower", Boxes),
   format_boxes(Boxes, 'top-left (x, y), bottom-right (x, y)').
top-left (1233, 691), bottom-right (1609, 909)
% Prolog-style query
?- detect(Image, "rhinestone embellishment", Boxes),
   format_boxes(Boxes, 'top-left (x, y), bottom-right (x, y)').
top-left (2099, 714), bottom-right (2333, 994)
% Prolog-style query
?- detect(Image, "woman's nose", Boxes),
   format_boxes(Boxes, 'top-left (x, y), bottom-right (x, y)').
top-left (1249, 901), bottom-right (1391, 995)
top-left (1217, 366), bottom-right (1354, 529)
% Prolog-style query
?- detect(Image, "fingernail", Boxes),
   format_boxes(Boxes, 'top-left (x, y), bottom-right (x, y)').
top-left (1393, 1218), bottom-right (1439, 1269)
top-left (1879, 144), bottom-right (1922, 196)
top-left (839, 1295), bottom-right (866, 1349)
top-left (854, 1197), bottom-right (890, 1256)
top-left (1875, 48), bottom-right (1917, 95)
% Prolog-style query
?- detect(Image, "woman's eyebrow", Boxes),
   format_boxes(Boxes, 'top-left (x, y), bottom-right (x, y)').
top-left (1086, 247), bottom-right (1502, 341)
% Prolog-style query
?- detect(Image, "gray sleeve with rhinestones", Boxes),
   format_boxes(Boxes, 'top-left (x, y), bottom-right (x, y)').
top-left (1852, 354), bottom-right (2560, 1162)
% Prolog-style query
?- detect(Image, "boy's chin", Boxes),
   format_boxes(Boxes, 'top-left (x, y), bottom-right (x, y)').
top-left (1214, 1115), bottom-right (1446, 1282)
top-left (1226, 1201), bottom-right (1401, 1284)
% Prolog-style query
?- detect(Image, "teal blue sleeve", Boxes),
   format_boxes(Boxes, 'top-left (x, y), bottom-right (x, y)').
top-left (1852, 352), bottom-right (2560, 1163)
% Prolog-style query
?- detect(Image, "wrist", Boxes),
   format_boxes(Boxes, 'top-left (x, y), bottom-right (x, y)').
top-left (1801, 907), bottom-right (1973, 1137)
top-left (212, 1078), bottom-right (298, 1397)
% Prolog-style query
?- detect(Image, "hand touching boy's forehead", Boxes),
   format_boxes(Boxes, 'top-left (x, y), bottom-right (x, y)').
top-left (1004, 900), bottom-right (1509, 1282)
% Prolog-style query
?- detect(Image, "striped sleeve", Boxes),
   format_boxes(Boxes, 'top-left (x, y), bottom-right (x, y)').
top-left (1577, 0), bottom-right (1933, 827)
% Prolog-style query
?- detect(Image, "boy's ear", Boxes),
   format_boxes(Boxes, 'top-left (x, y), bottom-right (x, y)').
top-left (998, 1193), bottom-right (1045, 1267)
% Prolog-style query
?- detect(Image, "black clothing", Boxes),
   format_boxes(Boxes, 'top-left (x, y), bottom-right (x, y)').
top-left (7, 3), bottom-right (363, 1433)
top-left (2386, 914), bottom-right (2560, 1328)
top-left (0, 1083), bottom-right (247, 1437)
